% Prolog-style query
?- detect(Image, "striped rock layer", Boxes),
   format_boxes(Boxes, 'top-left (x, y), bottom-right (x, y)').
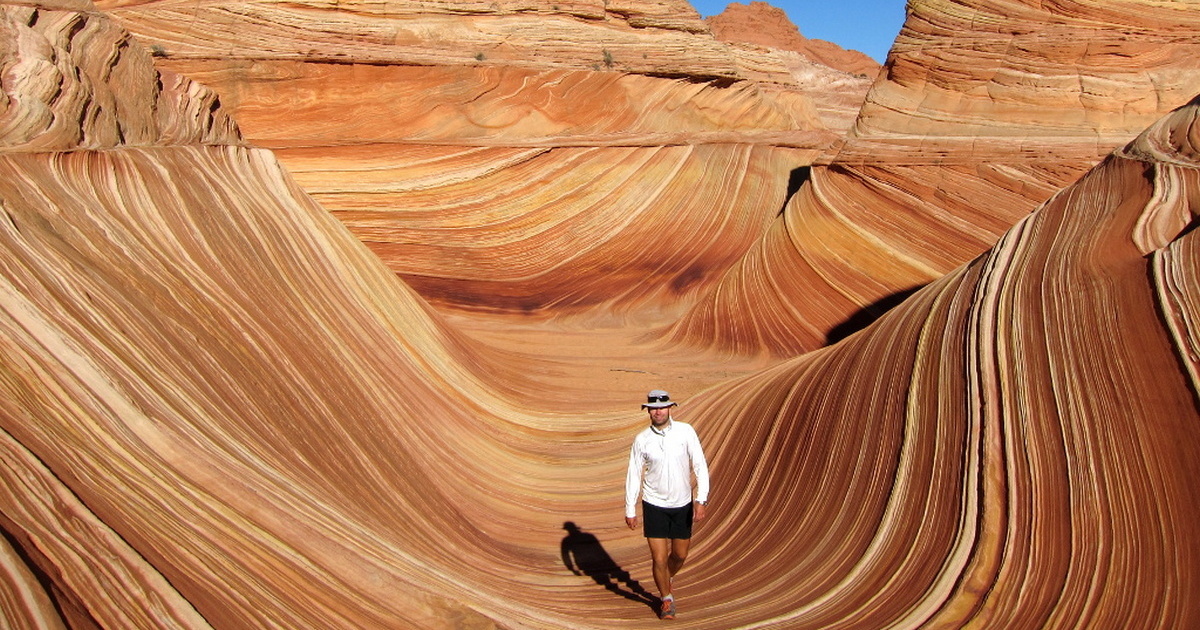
top-left (2, 1), bottom-right (1200, 629)
top-left (93, 0), bottom-right (870, 330)
top-left (671, 0), bottom-right (1200, 357)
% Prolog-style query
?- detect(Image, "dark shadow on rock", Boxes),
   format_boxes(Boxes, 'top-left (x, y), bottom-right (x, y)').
top-left (561, 521), bottom-right (658, 612)
top-left (779, 166), bottom-right (812, 217)
top-left (826, 285), bottom-right (925, 345)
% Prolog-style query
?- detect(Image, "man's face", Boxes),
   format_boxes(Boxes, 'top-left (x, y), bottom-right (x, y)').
top-left (648, 406), bottom-right (671, 426)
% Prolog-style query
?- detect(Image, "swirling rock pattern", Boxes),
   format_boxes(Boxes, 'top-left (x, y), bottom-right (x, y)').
top-left (4, 0), bottom-right (1200, 629)
top-left (674, 0), bottom-right (1200, 358)
top-left (0, 2), bottom-right (240, 150)
top-left (94, 0), bottom-right (864, 324)
top-left (856, 0), bottom-right (1200, 145)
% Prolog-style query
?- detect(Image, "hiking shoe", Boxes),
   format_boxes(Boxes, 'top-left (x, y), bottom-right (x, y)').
top-left (660, 598), bottom-right (676, 620)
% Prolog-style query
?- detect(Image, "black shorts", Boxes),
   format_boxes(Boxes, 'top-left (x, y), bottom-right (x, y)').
top-left (642, 501), bottom-right (693, 540)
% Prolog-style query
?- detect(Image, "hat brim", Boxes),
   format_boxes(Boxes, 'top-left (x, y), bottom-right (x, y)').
top-left (642, 402), bottom-right (677, 409)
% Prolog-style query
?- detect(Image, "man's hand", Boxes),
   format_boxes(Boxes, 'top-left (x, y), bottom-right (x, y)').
top-left (694, 502), bottom-right (708, 522)
top-left (625, 516), bottom-right (638, 530)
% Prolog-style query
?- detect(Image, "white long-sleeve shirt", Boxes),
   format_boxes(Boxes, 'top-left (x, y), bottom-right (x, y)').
top-left (625, 419), bottom-right (710, 518)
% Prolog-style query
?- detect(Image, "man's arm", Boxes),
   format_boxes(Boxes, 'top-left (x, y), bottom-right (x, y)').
top-left (624, 438), bottom-right (643, 529)
top-left (690, 427), bottom-right (710, 520)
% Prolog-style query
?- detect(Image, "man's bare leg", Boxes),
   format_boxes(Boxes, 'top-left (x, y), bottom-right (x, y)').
top-left (647, 538), bottom-right (672, 599)
top-left (647, 537), bottom-right (691, 599)
top-left (668, 538), bottom-right (691, 580)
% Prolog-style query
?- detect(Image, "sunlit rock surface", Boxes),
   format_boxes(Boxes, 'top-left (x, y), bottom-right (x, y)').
top-left (0, 1), bottom-right (240, 149)
top-left (705, 0), bottom-right (877, 133)
top-left (671, 0), bottom-right (1200, 357)
top-left (706, 0), bottom-right (880, 77)
top-left (696, 96), bottom-right (1200, 627)
top-left (4, 0), bottom-right (1200, 629)
top-left (93, 0), bottom-right (872, 325)
top-left (856, 0), bottom-right (1200, 145)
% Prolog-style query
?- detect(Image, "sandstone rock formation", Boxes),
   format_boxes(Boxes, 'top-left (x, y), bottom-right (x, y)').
top-left (93, 0), bottom-right (871, 329)
top-left (4, 0), bottom-right (1200, 628)
top-left (691, 97), bottom-right (1200, 627)
top-left (706, 1), bottom-right (880, 77)
top-left (855, 0), bottom-right (1200, 146)
top-left (1, 6), bottom-right (534, 627)
top-left (0, 0), bottom-right (240, 150)
top-left (705, 0), bottom-right (878, 135)
top-left (672, 0), bottom-right (1200, 357)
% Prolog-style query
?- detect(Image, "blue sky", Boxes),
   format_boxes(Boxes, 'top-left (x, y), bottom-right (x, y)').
top-left (689, 0), bottom-right (908, 63)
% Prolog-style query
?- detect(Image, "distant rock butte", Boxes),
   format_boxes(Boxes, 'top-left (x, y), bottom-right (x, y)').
top-left (706, 1), bottom-right (881, 77)
top-left (702, 0), bottom-right (878, 133)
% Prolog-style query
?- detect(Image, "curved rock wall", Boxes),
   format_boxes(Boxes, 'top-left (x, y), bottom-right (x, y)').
top-left (690, 100), bottom-right (1200, 626)
top-left (674, 0), bottom-right (1200, 358)
top-left (857, 0), bottom-right (1200, 145)
top-left (93, 0), bottom-right (855, 325)
top-left (3, 0), bottom-right (1200, 628)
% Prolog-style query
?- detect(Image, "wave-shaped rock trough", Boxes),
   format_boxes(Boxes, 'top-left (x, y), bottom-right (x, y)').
top-left (3, 0), bottom-right (1200, 628)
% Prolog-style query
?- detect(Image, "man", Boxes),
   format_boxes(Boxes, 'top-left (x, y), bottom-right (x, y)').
top-left (625, 389), bottom-right (710, 620)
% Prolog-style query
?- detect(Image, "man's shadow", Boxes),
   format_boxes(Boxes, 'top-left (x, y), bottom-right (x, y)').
top-left (561, 521), bottom-right (658, 611)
